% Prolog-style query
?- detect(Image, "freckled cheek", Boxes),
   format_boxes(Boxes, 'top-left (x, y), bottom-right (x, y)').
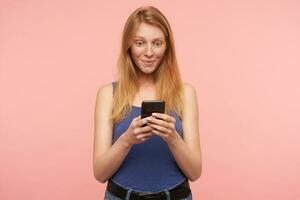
top-left (152, 49), bottom-right (165, 58)
top-left (130, 48), bottom-right (143, 57)
top-left (135, 49), bottom-right (145, 57)
top-left (132, 47), bottom-right (165, 58)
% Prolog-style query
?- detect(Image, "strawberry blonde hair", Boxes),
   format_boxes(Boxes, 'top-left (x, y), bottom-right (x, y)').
top-left (112, 6), bottom-right (184, 123)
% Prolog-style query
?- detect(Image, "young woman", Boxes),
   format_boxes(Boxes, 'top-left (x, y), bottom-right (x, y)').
top-left (93, 6), bottom-right (202, 200)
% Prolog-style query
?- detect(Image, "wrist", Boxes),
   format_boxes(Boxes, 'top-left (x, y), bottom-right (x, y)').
top-left (119, 132), bottom-right (133, 149)
top-left (167, 132), bottom-right (181, 147)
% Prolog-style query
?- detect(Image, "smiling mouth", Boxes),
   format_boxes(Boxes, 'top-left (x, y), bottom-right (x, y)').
top-left (142, 60), bottom-right (156, 64)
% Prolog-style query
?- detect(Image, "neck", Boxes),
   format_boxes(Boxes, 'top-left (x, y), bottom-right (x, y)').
top-left (138, 74), bottom-right (155, 88)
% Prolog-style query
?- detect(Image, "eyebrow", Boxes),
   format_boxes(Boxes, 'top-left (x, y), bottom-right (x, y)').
top-left (134, 36), bottom-right (165, 40)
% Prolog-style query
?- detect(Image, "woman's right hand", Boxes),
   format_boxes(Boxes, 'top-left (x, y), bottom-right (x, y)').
top-left (122, 115), bottom-right (154, 146)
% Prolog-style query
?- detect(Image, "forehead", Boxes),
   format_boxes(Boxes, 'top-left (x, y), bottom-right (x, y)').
top-left (134, 22), bottom-right (165, 40)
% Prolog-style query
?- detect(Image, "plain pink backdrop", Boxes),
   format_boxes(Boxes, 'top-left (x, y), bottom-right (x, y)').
top-left (1, 0), bottom-right (300, 199)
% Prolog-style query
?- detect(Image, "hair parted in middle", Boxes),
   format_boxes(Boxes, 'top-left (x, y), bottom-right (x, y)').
top-left (112, 6), bottom-right (184, 123)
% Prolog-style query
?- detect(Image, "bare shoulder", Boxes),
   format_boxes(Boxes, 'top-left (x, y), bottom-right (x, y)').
top-left (181, 82), bottom-right (199, 123)
top-left (181, 82), bottom-right (201, 154)
top-left (182, 82), bottom-right (197, 100)
top-left (94, 82), bottom-right (114, 125)
top-left (96, 82), bottom-right (113, 100)
top-left (93, 82), bottom-right (114, 162)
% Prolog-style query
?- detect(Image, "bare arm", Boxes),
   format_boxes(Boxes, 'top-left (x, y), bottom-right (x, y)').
top-left (93, 84), bottom-right (131, 183)
top-left (148, 83), bottom-right (202, 181)
top-left (168, 83), bottom-right (202, 181)
top-left (93, 84), bottom-right (154, 183)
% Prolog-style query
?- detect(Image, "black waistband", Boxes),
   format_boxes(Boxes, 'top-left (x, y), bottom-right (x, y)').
top-left (106, 179), bottom-right (191, 200)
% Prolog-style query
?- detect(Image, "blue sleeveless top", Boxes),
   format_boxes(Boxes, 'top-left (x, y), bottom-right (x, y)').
top-left (110, 81), bottom-right (186, 192)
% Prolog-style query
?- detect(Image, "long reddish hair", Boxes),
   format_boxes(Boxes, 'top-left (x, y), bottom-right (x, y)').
top-left (112, 6), bottom-right (184, 123)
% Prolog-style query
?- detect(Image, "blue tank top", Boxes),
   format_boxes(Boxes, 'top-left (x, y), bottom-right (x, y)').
top-left (109, 81), bottom-right (186, 192)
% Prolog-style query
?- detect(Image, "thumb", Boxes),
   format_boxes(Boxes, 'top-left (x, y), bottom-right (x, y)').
top-left (134, 115), bottom-right (141, 121)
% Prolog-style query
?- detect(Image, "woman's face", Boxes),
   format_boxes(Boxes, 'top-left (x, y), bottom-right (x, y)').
top-left (130, 22), bottom-right (167, 75)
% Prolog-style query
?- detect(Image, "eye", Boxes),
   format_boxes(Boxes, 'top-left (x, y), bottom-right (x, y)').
top-left (154, 41), bottom-right (163, 46)
top-left (135, 40), bottom-right (144, 46)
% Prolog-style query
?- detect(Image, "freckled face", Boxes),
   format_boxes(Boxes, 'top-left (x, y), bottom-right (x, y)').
top-left (130, 22), bottom-right (167, 74)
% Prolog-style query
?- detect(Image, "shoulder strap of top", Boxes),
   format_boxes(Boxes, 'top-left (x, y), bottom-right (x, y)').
top-left (112, 81), bottom-right (118, 95)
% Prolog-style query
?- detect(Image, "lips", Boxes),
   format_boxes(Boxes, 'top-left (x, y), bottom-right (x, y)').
top-left (142, 60), bottom-right (156, 63)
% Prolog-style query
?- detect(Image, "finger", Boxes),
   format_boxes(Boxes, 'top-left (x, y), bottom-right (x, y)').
top-left (148, 117), bottom-right (170, 128)
top-left (139, 125), bottom-right (154, 133)
top-left (134, 116), bottom-right (148, 128)
top-left (137, 132), bottom-right (154, 139)
top-left (148, 116), bottom-right (175, 131)
top-left (152, 113), bottom-right (175, 123)
top-left (149, 123), bottom-right (171, 134)
top-left (132, 116), bottom-right (141, 128)
top-left (140, 137), bottom-right (152, 142)
top-left (133, 119), bottom-right (152, 134)
top-left (151, 129), bottom-right (166, 138)
top-left (133, 115), bottom-right (141, 121)
top-left (139, 117), bottom-right (151, 127)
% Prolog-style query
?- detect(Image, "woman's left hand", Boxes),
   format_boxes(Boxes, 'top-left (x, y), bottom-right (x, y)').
top-left (147, 112), bottom-right (179, 145)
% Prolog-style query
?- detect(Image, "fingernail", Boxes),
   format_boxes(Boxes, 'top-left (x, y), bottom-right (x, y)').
top-left (152, 113), bottom-right (157, 116)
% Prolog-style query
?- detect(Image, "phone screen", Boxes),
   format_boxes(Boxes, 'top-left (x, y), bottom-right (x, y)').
top-left (141, 100), bottom-right (165, 119)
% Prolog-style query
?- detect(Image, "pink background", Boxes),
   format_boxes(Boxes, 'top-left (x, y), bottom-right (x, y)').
top-left (1, 0), bottom-right (300, 199)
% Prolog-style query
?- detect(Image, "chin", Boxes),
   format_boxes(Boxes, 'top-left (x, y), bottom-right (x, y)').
top-left (142, 66), bottom-right (159, 73)
top-left (141, 69), bottom-right (155, 75)
top-left (137, 66), bottom-right (154, 73)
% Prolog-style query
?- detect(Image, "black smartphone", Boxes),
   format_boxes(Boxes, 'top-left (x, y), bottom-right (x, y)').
top-left (141, 100), bottom-right (165, 119)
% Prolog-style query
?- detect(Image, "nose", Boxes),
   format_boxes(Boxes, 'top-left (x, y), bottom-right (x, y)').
top-left (145, 43), bottom-right (154, 57)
